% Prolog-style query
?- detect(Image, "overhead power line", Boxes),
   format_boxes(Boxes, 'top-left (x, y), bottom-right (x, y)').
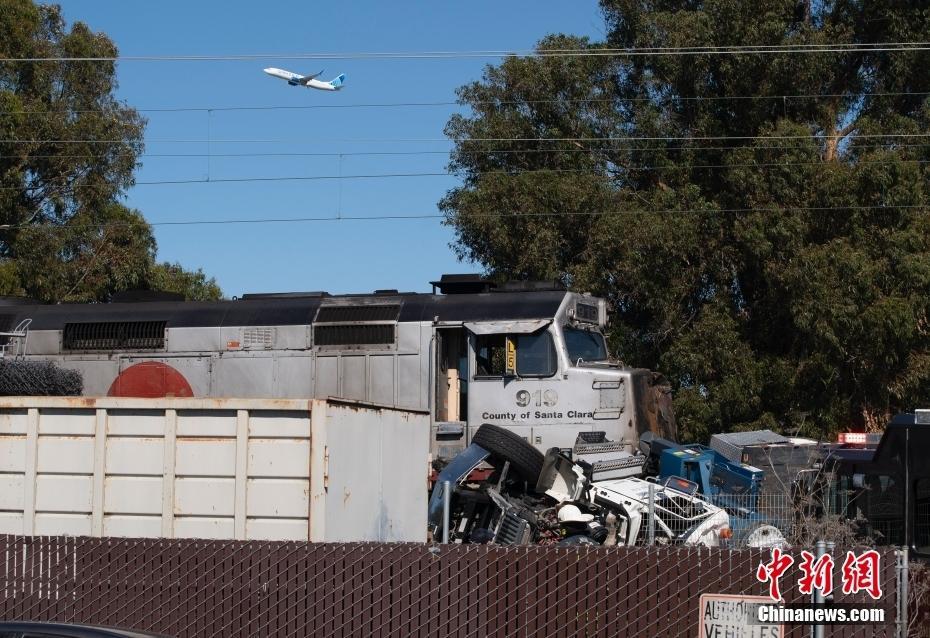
top-left (4, 132), bottom-right (930, 144)
top-left (1, 203), bottom-right (925, 232)
top-left (3, 91), bottom-right (929, 115)
top-left (8, 158), bottom-right (929, 192)
top-left (2, 42), bottom-right (930, 62)
top-left (15, 141), bottom-right (930, 161)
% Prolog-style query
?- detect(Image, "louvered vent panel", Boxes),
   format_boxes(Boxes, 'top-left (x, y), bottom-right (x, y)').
top-left (314, 324), bottom-right (394, 346)
top-left (242, 327), bottom-right (275, 349)
top-left (315, 305), bottom-right (400, 323)
top-left (63, 321), bottom-right (166, 350)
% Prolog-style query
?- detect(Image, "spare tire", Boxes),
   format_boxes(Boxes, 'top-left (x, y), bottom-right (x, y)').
top-left (472, 423), bottom-right (544, 485)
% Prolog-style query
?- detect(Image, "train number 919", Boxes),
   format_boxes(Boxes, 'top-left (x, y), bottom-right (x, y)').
top-left (515, 389), bottom-right (558, 407)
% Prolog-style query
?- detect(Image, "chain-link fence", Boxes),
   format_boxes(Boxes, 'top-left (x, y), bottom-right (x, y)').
top-left (0, 360), bottom-right (83, 396)
top-left (0, 535), bottom-right (898, 637)
top-left (618, 488), bottom-right (849, 549)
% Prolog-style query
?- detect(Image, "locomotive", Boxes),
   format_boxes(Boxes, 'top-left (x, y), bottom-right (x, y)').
top-left (2, 274), bottom-right (676, 455)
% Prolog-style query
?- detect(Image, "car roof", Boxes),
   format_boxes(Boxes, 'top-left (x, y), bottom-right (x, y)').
top-left (0, 621), bottom-right (172, 638)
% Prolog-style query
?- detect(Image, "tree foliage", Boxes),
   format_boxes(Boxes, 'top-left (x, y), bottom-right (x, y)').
top-left (0, 0), bottom-right (221, 302)
top-left (148, 261), bottom-right (222, 302)
top-left (441, 1), bottom-right (930, 440)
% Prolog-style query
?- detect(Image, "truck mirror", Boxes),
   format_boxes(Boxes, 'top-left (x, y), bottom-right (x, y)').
top-left (505, 336), bottom-right (517, 377)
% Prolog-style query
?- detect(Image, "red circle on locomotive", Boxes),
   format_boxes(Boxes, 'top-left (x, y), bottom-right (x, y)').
top-left (107, 361), bottom-right (194, 398)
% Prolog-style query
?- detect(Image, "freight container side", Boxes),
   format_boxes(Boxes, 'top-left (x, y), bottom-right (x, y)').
top-left (310, 400), bottom-right (430, 542)
top-left (0, 397), bottom-right (428, 542)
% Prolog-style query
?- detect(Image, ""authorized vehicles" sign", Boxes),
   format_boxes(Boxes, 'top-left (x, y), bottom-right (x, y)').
top-left (699, 594), bottom-right (784, 638)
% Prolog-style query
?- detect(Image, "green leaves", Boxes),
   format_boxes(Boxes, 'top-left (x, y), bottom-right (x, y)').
top-left (0, 0), bottom-right (220, 302)
top-left (148, 262), bottom-right (222, 302)
top-left (442, 0), bottom-right (930, 439)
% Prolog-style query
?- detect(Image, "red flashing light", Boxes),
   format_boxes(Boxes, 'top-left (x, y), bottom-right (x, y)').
top-left (837, 432), bottom-right (881, 446)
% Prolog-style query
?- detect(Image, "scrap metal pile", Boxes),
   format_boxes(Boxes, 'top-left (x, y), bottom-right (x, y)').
top-left (429, 424), bottom-right (790, 549)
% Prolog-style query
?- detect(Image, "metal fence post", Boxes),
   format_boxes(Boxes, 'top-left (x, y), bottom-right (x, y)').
top-left (896, 547), bottom-right (909, 638)
top-left (825, 541), bottom-right (835, 604)
top-left (812, 540), bottom-right (826, 638)
top-left (647, 482), bottom-right (656, 546)
top-left (441, 480), bottom-right (451, 544)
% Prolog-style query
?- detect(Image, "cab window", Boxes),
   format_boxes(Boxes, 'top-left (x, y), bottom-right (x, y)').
top-left (563, 326), bottom-right (608, 364)
top-left (475, 335), bottom-right (506, 376)
top-left (474, 331), bottom-right (557, 378)
top-left (516, 330), bottom-right (557, 377)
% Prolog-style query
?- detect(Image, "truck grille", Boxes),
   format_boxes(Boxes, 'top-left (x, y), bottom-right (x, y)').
top-left (494, 511), bottom-right (533, 545)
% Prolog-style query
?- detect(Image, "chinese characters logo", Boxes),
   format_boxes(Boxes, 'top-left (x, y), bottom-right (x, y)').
top-left (756, 548), bottom-right (882, 601)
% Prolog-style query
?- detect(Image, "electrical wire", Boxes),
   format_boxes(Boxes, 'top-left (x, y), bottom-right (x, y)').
top-left (1, 203), bottom-right (925, 232)
top-left (2, 91), bottom-right (928, 115)
top-left (3, 42), bottom-right (930, 62)
top-left (4, 132), bottom-right (930, 144)
top-left (14, 142), bottom-right (930, 160)
top-left (6, 157), bottom-right (929, 192)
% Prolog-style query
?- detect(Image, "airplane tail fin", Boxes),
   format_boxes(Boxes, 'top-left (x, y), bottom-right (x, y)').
top-left (329, 73), bottom-right (346, 89)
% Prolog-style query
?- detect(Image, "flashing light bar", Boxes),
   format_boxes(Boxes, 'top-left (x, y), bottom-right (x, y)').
top-left (837, 432), bottom-right (882, 445)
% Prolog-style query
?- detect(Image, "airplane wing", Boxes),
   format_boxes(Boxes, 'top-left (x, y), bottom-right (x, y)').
top-left (299, 70), bottom-right (325, 85)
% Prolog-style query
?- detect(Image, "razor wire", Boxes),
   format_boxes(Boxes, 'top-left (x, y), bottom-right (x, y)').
top-left (0, 359), bottom-right (83, 396)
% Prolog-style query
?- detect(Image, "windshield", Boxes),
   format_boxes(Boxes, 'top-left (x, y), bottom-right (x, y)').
top-left (563, 326), bottom-right (608, 363)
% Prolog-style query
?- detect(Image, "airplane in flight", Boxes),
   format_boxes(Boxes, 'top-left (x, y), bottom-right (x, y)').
top-left (263, 68), bottom-right (346, 91)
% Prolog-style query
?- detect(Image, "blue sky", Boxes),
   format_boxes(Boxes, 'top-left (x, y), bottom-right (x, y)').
top-left (53, 1), bottom-right (604, 296)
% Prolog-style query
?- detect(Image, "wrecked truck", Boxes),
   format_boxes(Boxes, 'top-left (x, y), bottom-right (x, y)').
top-left (428, 424), bottom-right (732, 547)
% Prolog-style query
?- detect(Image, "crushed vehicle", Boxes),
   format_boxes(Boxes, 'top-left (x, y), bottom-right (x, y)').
top-left (428, 424), bottom-right (734, 547)
top-left (637, 432), bottom-right (788, 548)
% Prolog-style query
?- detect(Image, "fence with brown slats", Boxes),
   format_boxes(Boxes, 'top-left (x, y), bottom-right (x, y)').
top-left (0, 535), bottom-right (898, 637)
